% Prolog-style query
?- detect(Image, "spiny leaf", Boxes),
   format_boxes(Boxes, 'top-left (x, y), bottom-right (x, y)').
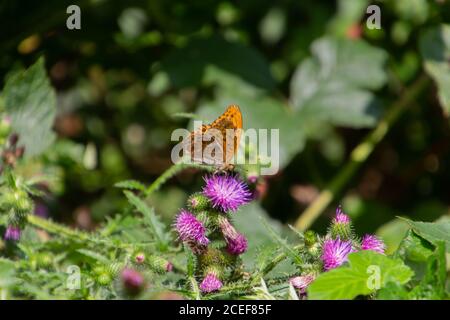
top-left (124, 190), bottom-right (170, 249)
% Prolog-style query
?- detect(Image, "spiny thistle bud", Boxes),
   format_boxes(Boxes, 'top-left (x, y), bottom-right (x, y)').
top-left (304, 230), bottom-right (317, 247)
top-left (187, 192), bottom-right (211, 212)
top-left (0, 116), bottom-right (11, 139)
top-left (147, 255), bottom-right (173, 274)
top-left (36, 253), bottom-right (53, 269)
top-left (200, 266), bottom-right (223, 293)
top-left (217, 215), bottom-right (247, 255)
top-left (329, 206), bottom-right (353, 240)
top-left (121, 268), bottom-right (145, 297)
top-left (2, 189), bottom-right (32, 214)
top-left (289, 274), bottom-right (315, 297)
top-left (198, 247), bottom-right (229, 268)
top-left (134, 252), bottom-right (145, 265)
top-left (4, 225), bottom-right (21, 241)
top-left (97, 272), bottom-right (112, 286)
top-left (107, 262), bottom-right (123, 277)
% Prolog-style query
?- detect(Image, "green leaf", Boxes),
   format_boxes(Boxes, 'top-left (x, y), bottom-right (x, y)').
top-left (3, 57), bottom-right (57, 157)
top-left (0, 258), bottom-right (16, 287)
top-left (419, 24), bottom-right (450, 115)
top-left (260, 217), bottom-right (302, 265)
top-left (114, 180), bottom-right (146, 192)
top-left (162, 36), bottom-right (275, 90)
top-left (76, 249), bottom-right (110, 264)
top-left (399, 217), bottom-right (450, 252)
top-left (392, 229), bottom-right (447, 299)
top-left (124, 191), bottom-right (170, 249)
top-left (290, 36), bottom-right (387, 128)
top-left (307, 251), bottom-right (413, 300)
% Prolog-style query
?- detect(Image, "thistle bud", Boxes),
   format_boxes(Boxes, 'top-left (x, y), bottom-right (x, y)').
top-left (107, 262), bottom-right (123, 277)
top-left (329, 207), bottom-right (353, 240)
top-left (134, 252), bottom-right (145, 265)
top-left (4, 225), bottom-right (21, 241)
top-left (147, 255), bottom-right (173, 274)
top-left (97, 272), bottom-right (112, 286)
top-left (0, 116), bottom-right (11, 138)
top-left (217, 215), bottom-right (247, 255)
top-left (200, 266), bottom-right (223, 293)
top-left (121, 268), bottom-right (145, 297)
top-left (187, 193), bottom-right (210, 212)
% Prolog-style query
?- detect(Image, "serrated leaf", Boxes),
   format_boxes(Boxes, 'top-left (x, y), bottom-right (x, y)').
top-left (0, 258), bottom-right (16, 287)
top-left (115, 180), bottom-right (146, 191)
top-left (307, 251), bottom-right (413, 300)
top-left (76, 249), bottom-right (110, 264)
top-left (3, 57), bottom-right (57, 157)
top-left (290, 36), bottom-right (387, 128)
top-left (124, 191), bottom-right (170, 249)
top-left (260, 217), bottom-right (302, 266)
top-left (419, 24), bottom-right (450, 116)
top-left (400, 217), bottom-right (450, 252)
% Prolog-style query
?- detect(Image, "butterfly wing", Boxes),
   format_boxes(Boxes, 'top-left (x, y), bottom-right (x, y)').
top-left (185, 105), bottom-right (243, 166)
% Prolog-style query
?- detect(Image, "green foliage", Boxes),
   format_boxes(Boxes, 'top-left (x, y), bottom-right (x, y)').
top-left (291, 37), bottom-right (387, 128)
top-left (3, 58), bottom-right (56, 157)
top-left (0, 0), bottom-right (449, 301)
top-left (307, 251), bottom-right (413, 300)
top-left (420, 24), bottom-right (450, 115)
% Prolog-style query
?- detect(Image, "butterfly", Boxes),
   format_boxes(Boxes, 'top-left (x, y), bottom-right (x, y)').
top-left (184, 105), bottom-right (243, 170)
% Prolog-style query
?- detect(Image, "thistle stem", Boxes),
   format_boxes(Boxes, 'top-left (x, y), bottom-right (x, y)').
top-left (144, 162), bottom-right (215, 196)
top-left (294, 74), bottom-right (430, 231)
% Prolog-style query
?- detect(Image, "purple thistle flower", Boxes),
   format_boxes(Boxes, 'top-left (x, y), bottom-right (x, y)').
top-left (121, 268), bottom-right (145, 296)
top-left (361, 234), bottom-right (386, 254)
top-left (321, 238), bottom-right (354, 271)
top-left (226, 233), bottom-right (248, 255)
top-left (218, 216), bottom-right (247, 255)
top-left (290, 274), bottom-right (315, 295)
top-left (200, 273), bottom-right (223, 293)
top-left (203, 174), bottom-right (252, 212)
top-left (333, 206), bottom-right (350, 224)
top-left (175, 210), bottom-right (209, 246)
top-left (4, 225), bottom-right (21, 241)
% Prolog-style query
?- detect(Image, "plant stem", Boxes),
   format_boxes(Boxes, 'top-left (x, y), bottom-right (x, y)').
top-left (294, 74), bottom-right (430, 231)
top-left (27, 214), bottom-right (89, 240)
top-left (144, 162), bottom-right (215, 196)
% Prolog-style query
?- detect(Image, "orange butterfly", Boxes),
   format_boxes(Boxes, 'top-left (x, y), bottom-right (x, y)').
top-left (185, 105), bottom-right (243, 169)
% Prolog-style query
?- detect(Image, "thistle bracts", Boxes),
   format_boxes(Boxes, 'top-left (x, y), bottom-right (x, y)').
top-left (174, 173), bottom-right (251, 295)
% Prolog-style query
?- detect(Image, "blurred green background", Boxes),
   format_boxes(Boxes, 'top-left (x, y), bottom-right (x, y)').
top-left (1, 0), bottom-right (450, 255)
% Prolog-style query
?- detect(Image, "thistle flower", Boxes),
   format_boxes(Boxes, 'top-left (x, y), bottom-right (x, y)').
top-left (202, 174), bottom-right (252, 212)
top-left (200, 272), bottom-right (223, 293)
top-left (330, 206), bottom-right (352, 240)
top-left (218, 216), bottom-right (247, 255)
top-left (121, 268), bottom-right (145, 296)
top-left (175, 210), bottom-right (209, 246)
top-left (361, 234), bottom-right (385, 254)
top-left (333, 206), bottom-right (350, 224)
top-left (4, 225), bottom-right (21, 241)
top-left (290, 274), bottom-right (315, 296)
top-left (321, 238), bottom-right (353, 271)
